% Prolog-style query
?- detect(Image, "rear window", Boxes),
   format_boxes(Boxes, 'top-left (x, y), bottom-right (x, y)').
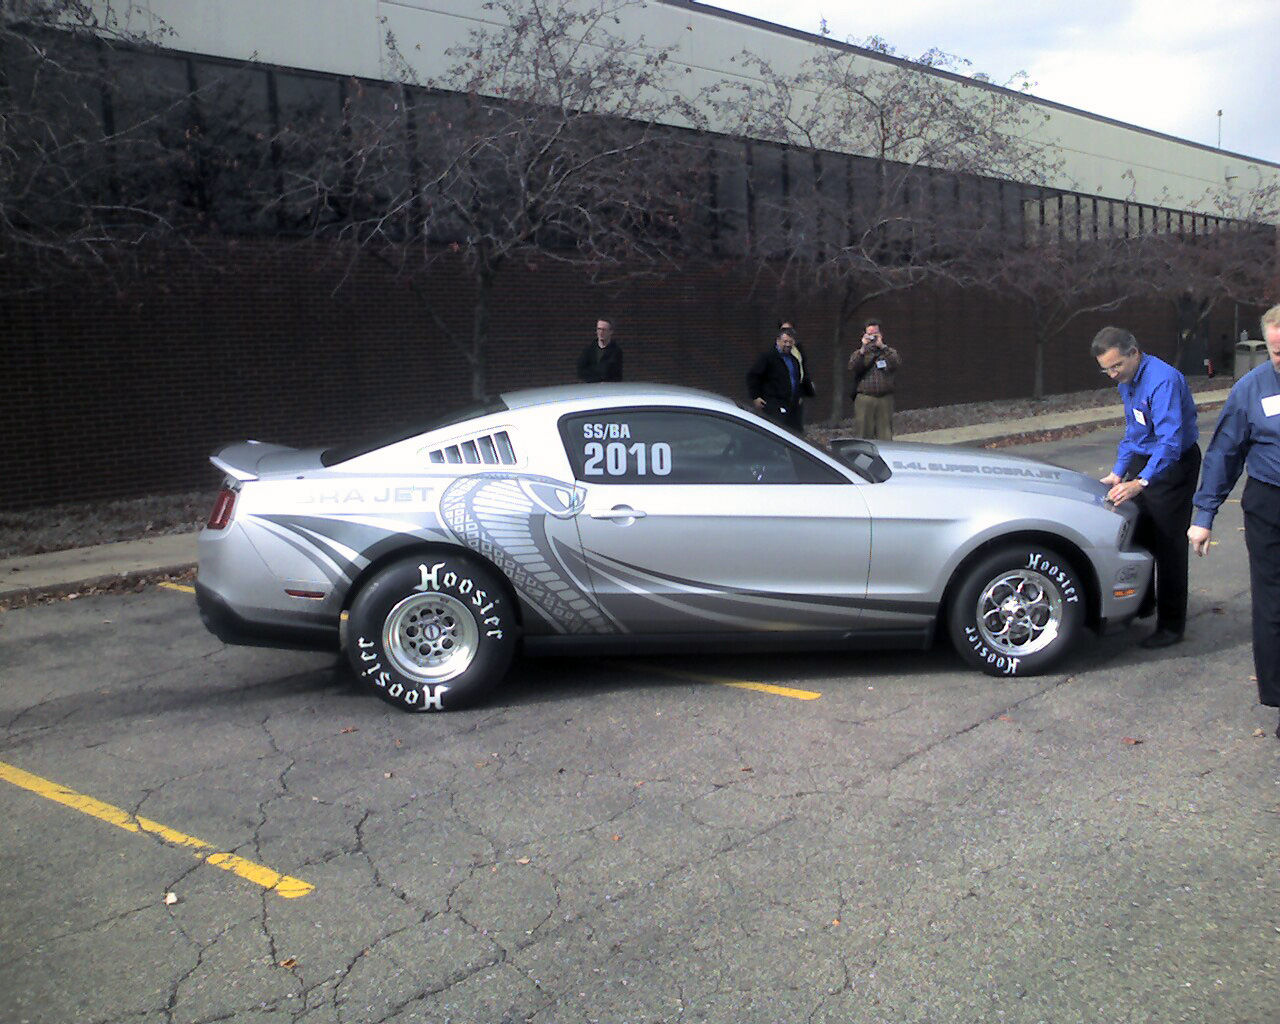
top-left (321, 398), bottom-right (509, 467)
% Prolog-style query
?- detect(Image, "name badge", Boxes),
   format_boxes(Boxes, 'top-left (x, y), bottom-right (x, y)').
top-left (1262, 394), bottom-right (1280, 417)
top-left (1134, 409), bottom-right (1147, 426)
top-left (876, 359), bottom-right (888, 370)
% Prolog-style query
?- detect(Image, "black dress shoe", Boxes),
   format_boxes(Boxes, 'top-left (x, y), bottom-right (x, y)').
top-left (1139, 628), bottom-right (1183, 650)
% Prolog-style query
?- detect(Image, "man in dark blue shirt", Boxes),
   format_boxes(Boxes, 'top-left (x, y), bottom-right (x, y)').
top-left (1092, 326), bottom-right (1201, 649)
top-left (1188, 304), bottom-right (1280, 738)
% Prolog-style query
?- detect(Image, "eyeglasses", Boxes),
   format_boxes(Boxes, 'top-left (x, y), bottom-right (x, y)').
top-left (1098, 354), bottom-right (1133, 376)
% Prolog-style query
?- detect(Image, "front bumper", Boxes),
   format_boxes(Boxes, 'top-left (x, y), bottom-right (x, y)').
top-left (1094, 547), bottom-right (1154, 635)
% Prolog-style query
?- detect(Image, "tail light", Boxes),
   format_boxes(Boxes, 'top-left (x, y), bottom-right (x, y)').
top-left (207, 488), bottom-right (237, 530)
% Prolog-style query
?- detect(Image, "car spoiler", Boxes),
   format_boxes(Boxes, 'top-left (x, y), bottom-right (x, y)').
top-left (210, 440), bottom-right (300, 482)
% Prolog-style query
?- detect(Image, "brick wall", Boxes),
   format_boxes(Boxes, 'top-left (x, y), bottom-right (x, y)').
top-left (0, 239), bottom-right (1241, 508)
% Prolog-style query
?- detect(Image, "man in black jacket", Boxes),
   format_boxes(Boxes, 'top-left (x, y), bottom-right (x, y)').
top-left (747, 325), bottom-right (814, 432)
top-left (576, 318), bottom-right (623, 382)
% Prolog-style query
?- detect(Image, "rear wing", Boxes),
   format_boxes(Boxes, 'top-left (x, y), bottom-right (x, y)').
top-left (210, 440), bottom-right (298, 482)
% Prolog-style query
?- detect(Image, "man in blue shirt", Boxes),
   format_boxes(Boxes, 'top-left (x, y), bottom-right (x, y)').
top-left (1092, 326), bottom-right (1201, 649)
top-left (1188, 304), bottom-right (1280, 738)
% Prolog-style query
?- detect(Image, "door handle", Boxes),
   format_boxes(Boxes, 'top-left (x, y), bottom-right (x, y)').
top-left (589, 505), bottom-right (647, 520)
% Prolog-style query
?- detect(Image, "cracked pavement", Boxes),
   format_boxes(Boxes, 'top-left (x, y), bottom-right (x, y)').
top-left (2, 422), bottom-right (1277, 1024)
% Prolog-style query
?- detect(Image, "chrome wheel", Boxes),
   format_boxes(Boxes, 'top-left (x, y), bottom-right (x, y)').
top-left (382, 592), bottom-right (479, 683)
top-left (973, 568), bottom-right (1062, 657)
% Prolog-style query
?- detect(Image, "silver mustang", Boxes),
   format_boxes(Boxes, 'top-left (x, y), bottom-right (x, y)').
top-left (197, 384), bottom-right (1152, 711)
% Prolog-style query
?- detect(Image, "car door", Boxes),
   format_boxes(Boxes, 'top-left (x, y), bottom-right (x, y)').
top-left (559, 407), bottom-right (871, 635)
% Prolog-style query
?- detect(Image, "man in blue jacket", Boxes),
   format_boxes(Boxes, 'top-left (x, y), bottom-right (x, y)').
top-left (1188, 304), bottom-right (1280, 737)
top-left (1092, 326), bottom-right (1201, 649)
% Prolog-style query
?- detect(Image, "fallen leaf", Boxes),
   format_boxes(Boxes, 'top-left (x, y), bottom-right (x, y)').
top-left (1121, 736), bottom-right (1144, 745)
top-left (611, 834), bottom-right (622, 842)
top-left (740, 766), bottom-right (753, 773)
top-left (997, 715), bottom-right (1013, 722)
top-left (516, 857), bottom-right (531, 865)
top-left (163, 892), bottom-right (178, 905)
top-left (340, 726), bottom-right (358, 734)
top-left (831, 918), bottom-right (840, 926)
top-left (383, 772), bottom-right (393, 779)
top-left (278, 958), bottom-right (298, 969)
top-left (1253, 729), bottom-right (1266, 738)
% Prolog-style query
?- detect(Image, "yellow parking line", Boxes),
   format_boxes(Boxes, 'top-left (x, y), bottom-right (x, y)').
top-left (621, 661), bottom-right (821, 700)
top-left (0, 760), bottom-right (313, 899)
top-left (160, 582), bottom-right (195, 594)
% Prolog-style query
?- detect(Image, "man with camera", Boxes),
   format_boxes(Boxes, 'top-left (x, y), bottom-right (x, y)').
top-left (848, 318), bottom-right (901, 440)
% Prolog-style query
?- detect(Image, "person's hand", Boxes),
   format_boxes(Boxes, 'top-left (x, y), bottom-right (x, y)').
top-left (1100, 472), bottom-right (1121, 486)
top-left (1188, 525), bottom-right (1212, 556)
top-left (752, 397), bottom-right (766, 410)
top-left (1106, 480), bottom-right (1144, 505)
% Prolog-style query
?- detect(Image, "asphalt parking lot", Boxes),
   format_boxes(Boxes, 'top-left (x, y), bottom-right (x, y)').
top-left (2, 420), bottom-right (1277, 1024)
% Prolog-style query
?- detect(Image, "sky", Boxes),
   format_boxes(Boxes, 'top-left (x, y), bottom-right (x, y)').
top-left (702, 0), bottom-right (1280, 165)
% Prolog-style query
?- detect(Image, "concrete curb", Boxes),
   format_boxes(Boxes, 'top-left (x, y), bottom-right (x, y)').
top-left (0, 533), bottom-right (199, 605)
top-left (0, 563), bottom-right (198, 608)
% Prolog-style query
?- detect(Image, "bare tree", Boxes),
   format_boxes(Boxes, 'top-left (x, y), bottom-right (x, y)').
top-left (979, 168), bottom-right (1280, 398)
top-left (712, 36), bottom-right (1062, 420)
top-left (0, 0), bottom-right (287, 295)
top-left (1141, 180), bottom-right (1280, 369)
top-left (2, 1), bottom-right (176, 285)
top-left (278, 0), bottom-right (708, 400)
top-left (988, 215), bottom-right (1144, 398)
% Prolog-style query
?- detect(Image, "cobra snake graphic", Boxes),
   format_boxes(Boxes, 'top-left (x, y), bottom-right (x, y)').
top-left (439, 474), bottom-right (612, 634)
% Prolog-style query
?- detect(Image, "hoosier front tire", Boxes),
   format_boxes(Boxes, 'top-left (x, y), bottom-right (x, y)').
top-left (346, 554), bottom-right (517, 712)
top-left (947, 544), bottom-right (1086, 678)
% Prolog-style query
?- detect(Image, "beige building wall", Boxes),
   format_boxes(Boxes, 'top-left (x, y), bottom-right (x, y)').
top-left (118, 0), bottom-right (1279, 218)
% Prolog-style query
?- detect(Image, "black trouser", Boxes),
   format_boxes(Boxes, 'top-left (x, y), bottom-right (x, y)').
top-left (1243, 477), bottom-right (1280, 708)
top-left (761, 397), bottom-right (803, 434)
top-left (1130, 444), bottom-right (1201, 633)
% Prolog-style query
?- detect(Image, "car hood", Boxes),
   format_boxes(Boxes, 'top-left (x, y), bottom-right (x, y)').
top-left (875, 441), bottom-right (1110, 506)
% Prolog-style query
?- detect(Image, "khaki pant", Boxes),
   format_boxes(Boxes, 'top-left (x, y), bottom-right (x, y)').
top-left (853, 393), bottom-right (894, 440)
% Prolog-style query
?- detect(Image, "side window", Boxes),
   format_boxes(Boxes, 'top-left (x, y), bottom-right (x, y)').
top-left (559, 409), bottom-right (844, 484)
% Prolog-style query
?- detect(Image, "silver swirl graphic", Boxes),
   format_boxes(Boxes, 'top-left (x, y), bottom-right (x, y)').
top-left (439, 474), bottom-right (610, 635)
